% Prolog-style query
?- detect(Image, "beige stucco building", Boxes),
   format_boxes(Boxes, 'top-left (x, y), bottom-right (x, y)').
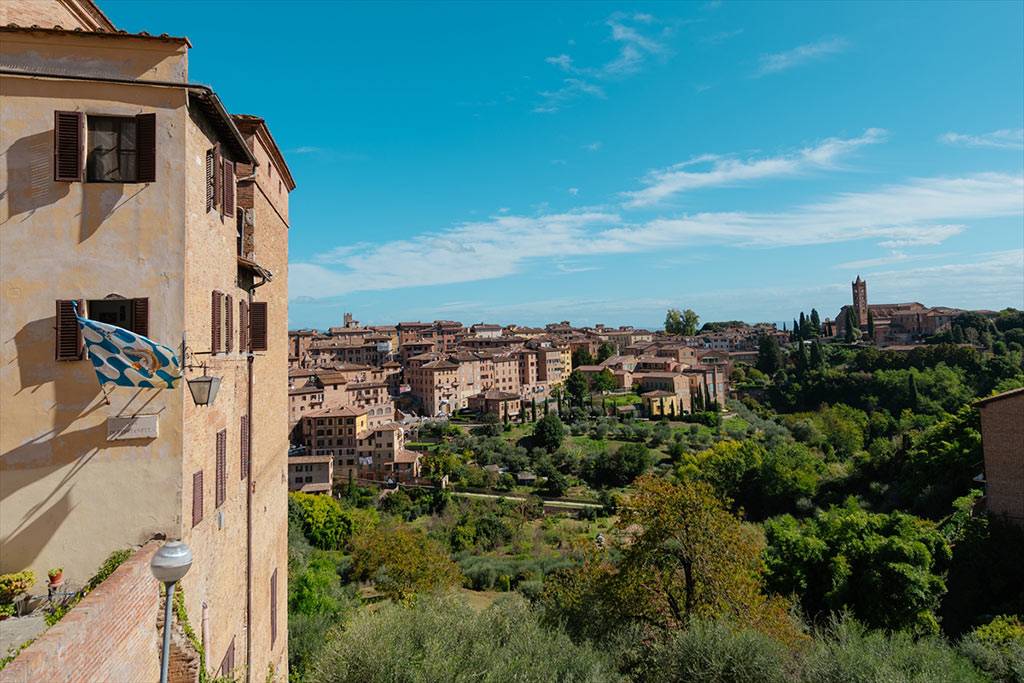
top-left (0, 1), bottom-right (293, 679)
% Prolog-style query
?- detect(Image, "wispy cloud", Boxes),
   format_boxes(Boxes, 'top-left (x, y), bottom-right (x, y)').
top-left (290, 172), bottom-right (1022, 300)
top-left (868, 250), bottom-right (1024, 306)
top-left (534, 79), bottom-right (606, 113)
top-left (755, 37), bottom-right (849, 76)
top-left (582, 141), bottom-right (603, 152)
top-left (834, 250), bottom-right (954, 270)
top-left (536, 13), bottom-right (669, 113)
top-left (877, 224), bottom-right (964, 248)
top-left (703, 28), bottom-right (743, 45)
top-left (290, 146), bottom-right (323, 154)
top-left (568, 187), bottom-right (580, 196)
top-left (939, 129), bottom-right (1024, 150)
top-left (621, 128), bottom-right (886, 207)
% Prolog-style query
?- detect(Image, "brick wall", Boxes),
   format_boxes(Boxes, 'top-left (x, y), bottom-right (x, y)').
top-left (2, 542), bottom-right (162, 683)
top-left (980, 392), bottom-right (1024, 523)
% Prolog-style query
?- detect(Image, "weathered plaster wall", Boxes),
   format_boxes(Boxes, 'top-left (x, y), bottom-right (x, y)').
top-left (0, 31), bottom-right (188, 83)
top-left (0, 75), bottom-right (188, 591)
top-left (241, 124), bottom-right (292, 679)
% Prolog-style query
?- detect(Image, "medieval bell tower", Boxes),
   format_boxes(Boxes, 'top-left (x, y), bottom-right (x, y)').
top-left (852, 275), bottom-right (868, 328)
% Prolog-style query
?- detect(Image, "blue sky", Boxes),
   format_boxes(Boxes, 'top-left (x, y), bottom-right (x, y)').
top-left (110, 1), bottom-right (1024, 329)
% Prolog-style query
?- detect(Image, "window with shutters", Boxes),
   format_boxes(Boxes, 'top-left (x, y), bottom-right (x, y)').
top-left (55, 299), bottom-right (84, 361)
top-left (239, 300), bottom-right (249, 353)
top-left (225, 294), bottom-right (234, 353)
top-left (222, 159), bottom-right (235, 217)
top-left (84, 114), bottom-right (156, 183)
top-left (270, 568), bottom-right (278, 647)
top-left (85, 297), bottom-right (149, 336)
top-left (211, 291), bottom-right (223, 354)
top-left (250, 301), bottom-right (268, 352)
top-left (54, 111), bottom-right (83, 182)
top-left (192, 470), bottom-right (204, 527)
top-left (240, 415), bottom-right (249, 480)
top-left (215, 429), bottom-right (227, 508)
top-left (206, 149), bottom-right (216, 212)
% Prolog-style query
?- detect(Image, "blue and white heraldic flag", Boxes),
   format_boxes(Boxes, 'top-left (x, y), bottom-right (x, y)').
top-left (74, 303), bottom-right (182, 389)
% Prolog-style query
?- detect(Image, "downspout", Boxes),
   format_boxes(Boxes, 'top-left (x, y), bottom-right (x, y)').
top-left (246, 271), bottom-right (269, 683)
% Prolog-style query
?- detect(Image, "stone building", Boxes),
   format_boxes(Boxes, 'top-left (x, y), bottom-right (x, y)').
top-left (0, 0), bottom-right (292, 678)
top-left (288, 455), bottom-right (333, 494)
top-left (834, 276), bottom-right (963, 344)
top-left (977, 388), bottom-right (1024, 525)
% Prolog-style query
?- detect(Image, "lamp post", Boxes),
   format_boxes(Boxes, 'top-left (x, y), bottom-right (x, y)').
top-left (151, 541), bottom-right (193, 683)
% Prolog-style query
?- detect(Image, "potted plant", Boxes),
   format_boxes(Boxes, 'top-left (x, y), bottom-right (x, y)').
top-left (47, 567), bottom-right (64, 585)
top-left (0, 603), bottom-right (14, 621)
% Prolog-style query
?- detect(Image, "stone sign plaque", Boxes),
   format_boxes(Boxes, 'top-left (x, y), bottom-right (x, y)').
top-left (107, 415), bottom-right (159, 441)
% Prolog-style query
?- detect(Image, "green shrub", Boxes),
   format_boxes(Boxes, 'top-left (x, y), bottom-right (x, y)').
top-left (0, 571), bottom-right (35, 602)
top-left (640, 619), bottom-right (790, 683)
top-left (799, 616), bottom-right (986, 682)
top-left (309, 593), bottom-right (620, 682)
top-left (957, 616), bottom-right (1024, 682)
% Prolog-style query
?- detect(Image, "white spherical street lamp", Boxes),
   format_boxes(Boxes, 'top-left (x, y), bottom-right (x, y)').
top-left (151, 541), bottom-right (193, 683)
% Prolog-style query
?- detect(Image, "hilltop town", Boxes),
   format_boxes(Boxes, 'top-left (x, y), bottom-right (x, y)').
top-left (1, 1), bottom-right (1021, 682)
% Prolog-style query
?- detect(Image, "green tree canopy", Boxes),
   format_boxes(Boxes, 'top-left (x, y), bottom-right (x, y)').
top-left (764, 503), bottom-right (952, 634)
top-left (532, 412), bottom-right (566, 453)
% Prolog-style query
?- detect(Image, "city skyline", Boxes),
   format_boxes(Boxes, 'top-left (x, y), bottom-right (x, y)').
top-left (108, 1), bottom-right (1024, 328)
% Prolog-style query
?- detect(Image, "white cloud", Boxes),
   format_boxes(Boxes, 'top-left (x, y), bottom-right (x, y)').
top-left (756, 37), bottom-right (849, 76)
top-left (290, 146), bottom-right (322, 154)
top-left (867, 250), bottom-right (1024, 307)
top-left (568, 187), bottom-right (580, 196)
top-left (582, 141), bottom-right (603, 151)
top-left (939, 129), bottom-right (1024, 150)
top-left (877, 224), bottom-right (964, 248)
top-left (834, 250), bottom-right (955, 270)
top-left (536, 14), bottom-right (668, 112)
top-left (703, 28), bottom-right (744, 45)
top-left (621, 128), bottom-right (886, 207)
top-left (534, 79), bottom-right (606, 113)
top-left (290, 172), bottom-right (1022, 300)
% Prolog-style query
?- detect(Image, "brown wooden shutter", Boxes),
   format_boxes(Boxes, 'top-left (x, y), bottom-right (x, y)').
top-left (223, 159), bottom-right (235, 216)
top-left (55, 299), bottom-right (84, 361)
top-left (215, 429), bottom-right (227, 507)
top-left (219, 637), bottom-right (235, 678)
top-left (270, 568), bottom-right (278, 646)
top-left (250, 301), bottom-right (268, 352)
top-left (206, 149), bottom-right (216, 212)
top-left (136, 113), bottom-right (156, 183)
top-left (213, 144), bottom-right (222, 210)
top-left (53, 111), bottom-right (83, 182)
top-left (192, 470), bottom-right (204, 527)
top-left (211, 291), bottom-right (223, 354)
top-left (131, 298), bottom-right (149, 337)
top-left (225, 294), bottom-right (234, 353)
top-left (240, 415), bottom-right (249, 480)
top-left (239, 299), bottom-right (249, 352)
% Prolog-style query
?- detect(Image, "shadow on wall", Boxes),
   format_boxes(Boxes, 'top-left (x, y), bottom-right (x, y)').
top-left (1, 130), bottom-right (69, 223)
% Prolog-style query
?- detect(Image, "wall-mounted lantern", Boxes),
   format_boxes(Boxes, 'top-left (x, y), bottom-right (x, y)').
top-left (187, 375), bottom-right (221, 407)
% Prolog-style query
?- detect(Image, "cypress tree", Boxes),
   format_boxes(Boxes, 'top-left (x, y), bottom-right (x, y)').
top-left (810, 340), bottom-right (824, 370)
top-left (810, 308), bottom-right (821, 334)
top-left (867, 310), bottom-right (875, 341)
top-left (908, 372), bottom-right (920, 410)
top-left (844, 308), bottom-right (856, 343)
top-left (799, 312), bottom-right (807, 337)
top-left (544, 398), bottom-right (550, 416)
top-left (531, 397), bottom-right (537, 422)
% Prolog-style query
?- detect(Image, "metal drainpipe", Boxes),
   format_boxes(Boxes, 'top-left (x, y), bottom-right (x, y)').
top-left (246, 271), bottom-right (268, 683)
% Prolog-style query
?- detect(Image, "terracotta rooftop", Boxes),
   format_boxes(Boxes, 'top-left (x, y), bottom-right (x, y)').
top-left (0, 23), bottom-right (191, 46)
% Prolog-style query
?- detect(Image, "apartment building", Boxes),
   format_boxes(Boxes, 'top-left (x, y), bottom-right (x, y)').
top-left (288, 455), bottom-right (333, 494)
top-left (0, 1), bottom-right (292, 678)
top-left (301, 409), bottom-right (419, 484)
